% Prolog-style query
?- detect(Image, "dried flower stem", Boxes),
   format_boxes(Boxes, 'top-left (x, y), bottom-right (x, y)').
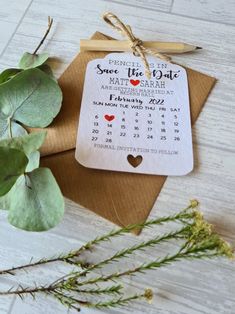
top-left (74, 284), bottom-right (123, 295)
top-left (0, 285), bottom-right (53, 296)
top-left (0, 257), bottom-right (62, 276)
top-left (52, 289), bottom-right (147, 310)
top-left (86, 293), bottom-right (146, 308)
top-left (55, 225), bottom-right (192, 287)
top-left (51, 290), bottom-right (87, 311)
top-left (33, 16), bottom-right (53, 55)
top-left (0, 203), bottom-right (195, 276)
top-left (75, 240), bottom-right (225, 287)
top-left (0, 202), bottom-right (232, 312)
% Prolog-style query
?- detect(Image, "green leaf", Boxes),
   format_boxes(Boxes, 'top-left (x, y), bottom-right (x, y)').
top-left (19, 52), bottom-right (49, 69)
top-left (0, 112), bottom-right (8, 136)
top-left (0, 118), bottom-right (27, 140)
top-left (7, 168), bottom-right (64, 231)
top-left (0, 190), bottom-right (11, 210)
top-left (9, 121), bottom-right (28, 137)
top-left (0, 68), bottom-right (62, 128)
top-left (0, 131), bottom-right (46, 173)
top-left (0, 175), bottom-right (23, 210)
top-left (0, 68), bottom-right (21, 84)
top-left (0, 151), bottom-right (40, 210)
top-left (0, 114), bottom-right (28, 139)
top-left (0, 131), bottom-right (46, 155)
top-left (39, 64), bottom-right (56, 80)
top-left (0, 147), bottom-right (28, 197)
top-left (26, 151), bottom-right (40, 172)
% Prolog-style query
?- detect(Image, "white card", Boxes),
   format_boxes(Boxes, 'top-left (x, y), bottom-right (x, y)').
top-left (75, 53), bottom-right (193, 175)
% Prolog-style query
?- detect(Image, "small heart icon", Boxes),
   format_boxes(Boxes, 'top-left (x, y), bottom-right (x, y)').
top-left (104, 114), bottom-right (115, 122)
top-left (127, 155), bottom-right (143, 168)
top-left (130, 79), bottom-right (140, 86)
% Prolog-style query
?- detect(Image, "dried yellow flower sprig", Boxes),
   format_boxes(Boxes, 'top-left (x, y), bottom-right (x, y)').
top-left (0, 201), bottom-right (233, 311)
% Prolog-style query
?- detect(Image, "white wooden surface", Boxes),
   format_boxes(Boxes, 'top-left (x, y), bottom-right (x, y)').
top-left (0, 0), bottom-right (235, 313)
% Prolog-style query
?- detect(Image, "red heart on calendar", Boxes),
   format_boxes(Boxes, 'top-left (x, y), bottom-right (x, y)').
top-left (104, 114), bottom-right (115, 122)
top-left (130, 79), bottom-right (140, 86)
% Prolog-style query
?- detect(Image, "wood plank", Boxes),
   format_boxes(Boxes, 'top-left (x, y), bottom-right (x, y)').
top-left (0, 21), bottom-right (17, 55)
top-left (172, 0), bottom-right (235, 25)
top-left (103, 0), bottom-right (173, 12)
top-left (0, 0), bottom-right (32, 56)
top-left (0, 0), bottom-right (32, 23)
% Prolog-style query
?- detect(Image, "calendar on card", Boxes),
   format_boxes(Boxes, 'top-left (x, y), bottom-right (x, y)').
top-left (75, 53), bottom-right (193, 175)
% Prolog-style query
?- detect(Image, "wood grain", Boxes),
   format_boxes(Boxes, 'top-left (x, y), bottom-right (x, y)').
top-left (0, 1), bottom-right (234, 313)
top-left (0, 0), bottom-right (32, 56)
top-left (172, 0), bottom-right (235, 25)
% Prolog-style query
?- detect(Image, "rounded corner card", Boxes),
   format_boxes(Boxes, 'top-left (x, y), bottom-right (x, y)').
top-left (75, 53), bottom-right (193, 176)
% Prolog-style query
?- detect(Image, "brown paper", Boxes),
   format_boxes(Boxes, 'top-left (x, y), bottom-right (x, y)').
top-left (40, 32), bottom-right (216, 230)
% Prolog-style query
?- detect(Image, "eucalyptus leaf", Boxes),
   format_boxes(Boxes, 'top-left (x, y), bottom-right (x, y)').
top-left (0, 189), bottom-right (11, 210)
top-left (0, 68), bottom-right (21, 84)
top-left (0, 118), bottom-right (27, 140)
top-left (0, 68), bottom-right (62, 128)
top-left (0, 131), bottom-right (46, 155)
top-left (39, 64), bottom-right (56, 80)
top-left (7, 168), bottom-right (64, 231)
top-left (9, 121), bottom-right (28, 137)
top-left (26, 151), bottom-right (40, 172)
top-left (0, 112), bottom-right (10, 138)
top-left (19, 52), bottom-right (49, 69)
top-left (0, 131), bottom-right (46, 173)
top-left (0, 175), bottom-right (20, 210)
top-left (0, 150), bottom-right (40, 209)
top-left (0, 147), bottom-right (28, 196)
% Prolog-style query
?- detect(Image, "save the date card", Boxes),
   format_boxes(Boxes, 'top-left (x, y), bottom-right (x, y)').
top-left (75, 53), bottom-right (193, 175)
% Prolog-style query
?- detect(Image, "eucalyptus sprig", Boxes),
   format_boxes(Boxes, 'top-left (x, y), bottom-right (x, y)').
top-left (0, 17), bottom-right (64, 231)
top-left (0, 202), bottom-right (233, 311)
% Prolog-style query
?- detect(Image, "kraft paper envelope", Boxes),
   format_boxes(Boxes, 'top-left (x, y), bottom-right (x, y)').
top-left (39, 32), bottom-right (216, 230)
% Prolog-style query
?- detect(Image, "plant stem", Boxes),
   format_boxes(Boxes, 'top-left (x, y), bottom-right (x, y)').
top-left (0, 226), bottom-right (195, 296)
top-left (0, 205), bottom-right (195, 276)
top-left (0, 202), bottom-right (232, 312)
top-left (53, 289), bottom-right (145, 309)
top-left (88, 293), bottom-right (145, 308)
top-left (52, 290), bottom-right (89, 309)
top-left (75, 284), bottom-right (123, 295)
top-left (75, 244), bottom-right (221, 287)
top-left (52, 292), bottom-right (81, 312)
top-left (33, 16), bottom-right (53, 55)
top-left (74, 205), bottom-right (194, 252)
top-left (0, 257), bottom-right (62, 276)
top-left (0, 285), bottom-right (53, 296)
top-left (57, 225), bottom-right (191, 287)
top-left (0, 248), bottom-right (222, 300)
